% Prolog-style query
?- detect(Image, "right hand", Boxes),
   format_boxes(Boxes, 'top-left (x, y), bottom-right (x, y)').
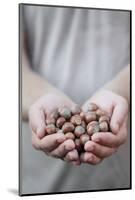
top-left (28, 93), bottom-right (80, 165)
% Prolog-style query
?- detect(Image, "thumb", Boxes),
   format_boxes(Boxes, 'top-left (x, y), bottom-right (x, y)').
top-left (36, 123), bottom-right (46, 139)
top-left (110, 100), bottom-right (128, 134)
top-left (29, 106), bottom-right (46, 139)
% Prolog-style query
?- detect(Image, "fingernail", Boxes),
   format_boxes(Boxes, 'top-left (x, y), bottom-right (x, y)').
top-left (36, 127), bottom-right (45, 138)
top-left (88, 155), bottom-right (93, 162)
top-left (87, 145), bottom-right (94, 151)
top-left (64, 145), bottom-right (72, 151)
top-left (92, 136), bottom-right (100, 142)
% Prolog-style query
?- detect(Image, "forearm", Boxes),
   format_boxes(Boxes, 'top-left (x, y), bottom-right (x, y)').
top-left (22, 49), bottom-right (70, 121)
top-left (104, 65), bottom-right (130, 102)
top-left (22, 70), bottom-right (54, 121)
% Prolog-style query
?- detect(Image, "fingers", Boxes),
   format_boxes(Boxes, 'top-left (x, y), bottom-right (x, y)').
top-left (110, 98), bottom-right (128, 133)
top-left (31, 131), bottom-right (42, 150)
top-left (50, 139), bottom-right (75, 158)
top-left (29, 106), bottom-right (46, 139)
top-left (65, 149), bottom-right (81, 165)
top-left (64, 149), bottom-right (79, 161)
top-left (84, 140), bottom-right (116, 158)
top-left (91, 120), bottom-right (127, 148)
top-left (80, 152), bottom-right (102, 165)
top-left (91, 132), bottom-right (120, 148)
top-left (40, 133), bottom-right (66, 152)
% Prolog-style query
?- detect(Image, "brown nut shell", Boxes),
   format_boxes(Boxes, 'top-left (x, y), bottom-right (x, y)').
top-left (50, 109), bottom-right (59, 120)
top-left (74, 126), bottom-right (85, 137)
top-left (80, 112), bottom-right (86, 120)
top-left (80, 134), bottom-right (90, 145)
top-left (75, 138), bottom-right (82, 152)
top-left (45, 124), bottom-right (56, 134)
top-left (70, 115), bottom-right (82, 125)
top-left (65, 132), bottom-right (75, 140)
top-left (87, 125), bottom-right (94, 136)
top-left (87, 102), bottom-right (98, 111)
top-left (58, 106), bottom-right (71, 119)
top-left (87, 123), bottom-right (100, 136)
top-left (87, 121), bottom-right (98, 128)
top-left (81, 121), bottom-right (86, 129)
top-left (96, 109), bottom-right (106, 117)
top-left (99, 121), bottom-right (109, 132)
top-left (57, 129), bottom-right (64, 134)
top-left (56, 117), bottom-right (66, 128)
top-left (99, 115), bottom-right (110, 123)
top-left (93, 124), bottom-right (100, 133)
top-left (62, 122), bottom-right (75, 133)
top-left (85, 112), bottom-right (97, 123)
top-left (71, 105), bottom-right (81, 115)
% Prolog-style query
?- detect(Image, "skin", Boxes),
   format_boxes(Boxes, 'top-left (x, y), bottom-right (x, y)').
top-left (23, 34), bottom-right (130, 165)
top-left (29, 93), bottom-right (80, 162)
top-left (79, 90), bottom-right (129, 165)
top-left (23, 35), bottom-right (80, 163)
top-left (65, 66), bottom-right (130, 165)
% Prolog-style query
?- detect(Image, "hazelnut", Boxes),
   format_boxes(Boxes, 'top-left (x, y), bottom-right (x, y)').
top-left (74, 126), bottom-right (85, 137)
top-left (70, 115), bottom-right (82, 125)
top-left (56, 117), bottom-right (66, 128)
top-left (62, 122), bottom-right (75, 133)
top-left (87, 102), bottom-right (98, 111)
top-left (87, 122), bottom-right (99, 136)
top-left (96, 109), bottom-right (106, 117)
top-left (87, 121), bottom-right (98, 127)
top-left (50, 108), bottom-right (59, 120)
top-left (85, 112), bottom-right (97, 123)
top-left (99, 121), bottom-right (109, 132)
top-left (58, 106), bottom-right (71, 119)
top-left (80, 134), bottom-right (90, 145)
top-left (57, 129), bottom-right (64, 134)
top-left (93, 124), bottom-right (100, 133)
top-left (75, 138), bottom-right (82, 152)
top-left (81, 121), bottom-right (86, 129)
top-left (65, 132), bottom-right (75, 140)
top-left (71, 105), bottom-right (81, 115)
top-left (99, 115), bottom-right (110, 123)
top-left (80, 111), bottom-right (85, 120)
top-left (45, 124), bottom-right (56, 134)
top-left (87, 125), bottom-right (94, 136)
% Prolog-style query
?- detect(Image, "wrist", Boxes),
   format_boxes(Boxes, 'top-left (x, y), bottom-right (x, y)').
top-left (104, 83), bottom-right (129, 104)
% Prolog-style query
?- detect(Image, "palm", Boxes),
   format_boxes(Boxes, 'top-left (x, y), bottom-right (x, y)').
top-left (80, 90), bottom-right (128, 165)
top-left (29, 93), bottom-right (80, 165)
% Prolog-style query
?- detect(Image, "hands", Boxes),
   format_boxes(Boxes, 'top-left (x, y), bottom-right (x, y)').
top-left (29, 90), bottom-right (129, 166)
top-left (80, 89), bottom-right (129, 165)
top-left (29, 93), bottom-right (80, 164)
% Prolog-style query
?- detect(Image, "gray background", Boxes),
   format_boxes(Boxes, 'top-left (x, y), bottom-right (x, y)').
top-left (20, 5), bottom-right (130, 194)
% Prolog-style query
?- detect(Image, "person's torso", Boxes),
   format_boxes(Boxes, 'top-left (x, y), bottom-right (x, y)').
top-left (23, 5), bottom-right (130, 104)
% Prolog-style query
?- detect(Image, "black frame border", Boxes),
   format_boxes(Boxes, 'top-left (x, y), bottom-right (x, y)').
top-left (19, 3), bottom-right (132, 197)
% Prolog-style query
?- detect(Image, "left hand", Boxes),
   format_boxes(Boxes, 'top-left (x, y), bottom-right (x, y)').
top-left (80, 89), bottom-right (129, 165)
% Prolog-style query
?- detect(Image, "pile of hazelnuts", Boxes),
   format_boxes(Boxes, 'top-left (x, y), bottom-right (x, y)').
top-left (45, 103), bottom-right (110, 154)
